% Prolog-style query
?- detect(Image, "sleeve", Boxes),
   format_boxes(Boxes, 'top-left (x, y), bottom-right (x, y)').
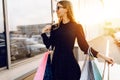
top-left (76, 24), bottom-right (98, 57)
top-left (41, 25), bottom-right (55, 50)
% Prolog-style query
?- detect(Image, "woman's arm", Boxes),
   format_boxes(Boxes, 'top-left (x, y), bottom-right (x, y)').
top-left (76, 24), bottom-right (114, 65)
top-left (41, 25), bottom-right (54, 49)
top-left (96, 53), bottom-right (114, 65)
top-left (76, 24), bottom-right (98, 57)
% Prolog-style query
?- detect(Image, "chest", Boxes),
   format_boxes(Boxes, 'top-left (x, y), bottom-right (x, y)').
top-left (53, 25), bottom-right (76, 40)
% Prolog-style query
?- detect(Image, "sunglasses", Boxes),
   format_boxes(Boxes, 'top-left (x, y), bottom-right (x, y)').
top-left (56, 6), bottom-right (64, 10)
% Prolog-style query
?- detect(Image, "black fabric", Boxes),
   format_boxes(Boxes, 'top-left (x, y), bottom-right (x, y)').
top-left (41, 21), bottom-right (98, 80)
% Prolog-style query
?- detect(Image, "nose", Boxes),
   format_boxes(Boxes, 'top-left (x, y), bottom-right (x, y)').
top-left (56, 9), bottom-right (59, 12)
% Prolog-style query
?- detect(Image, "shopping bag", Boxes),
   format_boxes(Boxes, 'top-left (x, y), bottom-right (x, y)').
top-left (102, 62), bottom-right (110, 80)
top-left (80, 47), bottom-right (102, 80)
top-left (80, 53), bottom-right (95, 80)
top-left (34, 51), bottom-right (50, 80)
top-left (91, 60), bottom-right (102, 80)
top-left (43, 54), bottom-right (52, 80)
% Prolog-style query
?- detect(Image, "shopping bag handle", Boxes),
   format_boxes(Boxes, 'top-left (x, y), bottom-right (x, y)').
top-left (102, 61), bottom-right (110, 80)
top-left (88, 47), bottom-right (110, 80)
top-left (87, 47), bottom-right (94, 58)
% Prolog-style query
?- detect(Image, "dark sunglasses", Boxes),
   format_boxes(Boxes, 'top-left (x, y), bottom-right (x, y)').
top-left (56, 6), bottom-right (64, 10)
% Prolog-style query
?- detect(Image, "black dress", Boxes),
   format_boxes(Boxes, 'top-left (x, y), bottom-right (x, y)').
top-left (41, 21), bottom-right (98, 80)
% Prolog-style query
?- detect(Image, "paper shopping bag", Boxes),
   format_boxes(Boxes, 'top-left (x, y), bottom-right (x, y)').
top-left (34, 51), bottom-right (50, 80)
top-left (80, 47), bottom-right (102, 80)
top-left (80, 55), bottom-right (95, 80)
top-left (43, 54), bottom-right (52, 80)
top-left (91, 60), bottom-right (102, 80)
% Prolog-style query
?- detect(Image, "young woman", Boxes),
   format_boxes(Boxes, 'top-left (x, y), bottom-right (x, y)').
top-left (41, 0), bottom-right (114, 80)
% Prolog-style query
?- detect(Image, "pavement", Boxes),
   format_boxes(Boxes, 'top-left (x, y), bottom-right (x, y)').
top-left (79, 35), bottom-right (120, 80)
top-left (88, 35), bottom-right (120, 64)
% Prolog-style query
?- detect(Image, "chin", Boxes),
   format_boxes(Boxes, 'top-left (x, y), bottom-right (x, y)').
top-left (57, 14), bottom-right (61, 17)
top-left (57, 15), bottom-right (60, 18)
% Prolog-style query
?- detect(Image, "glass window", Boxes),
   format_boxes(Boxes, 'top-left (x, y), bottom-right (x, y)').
top-left (0, 0), bottom-right (7, 68)
top-left (7, 0), bottom-right (51, 62)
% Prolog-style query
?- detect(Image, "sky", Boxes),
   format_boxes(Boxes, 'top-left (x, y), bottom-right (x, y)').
top-left (0, 0), bottom-right (52, 32)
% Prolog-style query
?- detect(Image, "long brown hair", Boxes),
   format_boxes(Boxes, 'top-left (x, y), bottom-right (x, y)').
top-left (57, 0), bottom-right (76, 23)
top-left (52, 0), bottom-right (76, 30)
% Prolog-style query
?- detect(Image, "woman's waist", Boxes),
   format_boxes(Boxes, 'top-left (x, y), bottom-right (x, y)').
top-left (54, 47), bottom-right (73, 52)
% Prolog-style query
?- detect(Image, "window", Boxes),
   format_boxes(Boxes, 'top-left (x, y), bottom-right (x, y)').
top-left (0, 0), bottom-right (7, 68)
top-left (7, 0), bottom-right (51, 62)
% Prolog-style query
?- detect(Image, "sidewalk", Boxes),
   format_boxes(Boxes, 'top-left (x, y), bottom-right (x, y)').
top-left (0, 54), bottom-right (43, 80)
top-left (88, 35), bottom-right (120, 64)
top-left (77, 35), bottom-right (120, 80)
top-left (79, 61), bottom-right (120, 80)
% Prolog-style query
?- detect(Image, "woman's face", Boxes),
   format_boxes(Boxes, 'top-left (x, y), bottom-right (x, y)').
top-left (56, 3), bottom-right (67, 18)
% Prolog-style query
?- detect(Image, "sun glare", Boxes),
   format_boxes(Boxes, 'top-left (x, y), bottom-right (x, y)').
top-left (71, 0), bottom-right (120, 26)
top-left (53, 0), bottom-right (120, 27)
top-left (104, 0), bottom-right (120, 20)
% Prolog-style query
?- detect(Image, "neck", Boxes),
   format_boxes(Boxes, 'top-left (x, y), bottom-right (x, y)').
top-left (61, 15), bottom-right (70, 24)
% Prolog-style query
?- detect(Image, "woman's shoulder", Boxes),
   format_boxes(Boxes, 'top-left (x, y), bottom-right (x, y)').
top-left (71, 22), bottom-right (83, 29)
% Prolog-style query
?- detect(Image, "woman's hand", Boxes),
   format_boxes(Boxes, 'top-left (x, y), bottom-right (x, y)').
top-left (97, 53), bottom-right (114, 66)
top-left (105, 57), bottom-right (114, 66)
top-left (42, 25), bottom-right (52, 33)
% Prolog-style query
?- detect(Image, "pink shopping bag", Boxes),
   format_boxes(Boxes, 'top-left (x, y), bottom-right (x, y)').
top-left (34, 51), bottom-right (50, 80)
